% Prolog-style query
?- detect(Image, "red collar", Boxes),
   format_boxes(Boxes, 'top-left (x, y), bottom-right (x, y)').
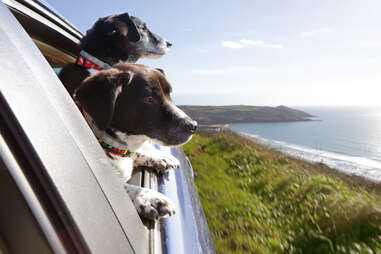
top-left (76, 50), bottom-right (112, 70)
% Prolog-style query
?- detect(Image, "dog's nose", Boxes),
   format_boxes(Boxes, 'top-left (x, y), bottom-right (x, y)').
top-left (166, 41), bottom-right (172, 47)
top-left (185, 120), bottom-right (197, 133)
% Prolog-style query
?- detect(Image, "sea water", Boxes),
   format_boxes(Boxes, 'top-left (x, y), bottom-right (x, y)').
top-left (229, 106), bottom-right (381, 182)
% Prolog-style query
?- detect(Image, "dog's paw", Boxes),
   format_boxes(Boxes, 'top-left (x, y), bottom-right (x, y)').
top-left (134, 152), bottom-right (180, 173)
top-left (125, 184), bottom-right (175, 221)
top-left (152, 154), bottom-right (180, 172)
top-left (135, 188), bottom-right (176, 220)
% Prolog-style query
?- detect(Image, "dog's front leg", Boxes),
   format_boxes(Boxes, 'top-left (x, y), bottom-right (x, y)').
top-left (133, 142), bottom-right (180, 173)
top-left (124, 183), bottom-right (175, 221)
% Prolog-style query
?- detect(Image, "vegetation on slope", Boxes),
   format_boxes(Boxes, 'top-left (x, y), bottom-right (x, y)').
top-left (179, 105), bottom-right (313, 125)
top-left (183, 130), bottom-right (381, 254)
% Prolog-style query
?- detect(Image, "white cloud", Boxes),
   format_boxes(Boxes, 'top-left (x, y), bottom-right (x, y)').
top-left (301, 28), bottom-right (332, 38)
top-left (221, 39), bottom-right (283, 49)
top-left (221, 41), bottom-right (244, 49)
top-left (240, 39), bottom-right (265, 46)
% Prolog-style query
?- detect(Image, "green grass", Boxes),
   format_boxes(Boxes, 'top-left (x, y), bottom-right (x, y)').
top-left (183, 130), bottom-right (381, 254)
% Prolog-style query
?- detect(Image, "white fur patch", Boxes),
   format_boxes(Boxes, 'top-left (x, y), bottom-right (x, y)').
top-left (169, 103), bottom-right (189, 120)
top-left (134, 142), bottom-right (180, 171)
top-left (110, 156), bottom-right (134, 182)
top-left (124, 184), bottom-right (176, 220)
top-left (138, 37), bottom-right (170, 57)
top-left (113, 131), bottom-right (149, 151)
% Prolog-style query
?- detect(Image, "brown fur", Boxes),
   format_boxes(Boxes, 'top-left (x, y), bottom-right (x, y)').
top-left (74, 64), bottom-right (197, 145)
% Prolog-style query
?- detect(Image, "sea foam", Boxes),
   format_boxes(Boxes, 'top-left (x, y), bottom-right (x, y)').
top-left (241, 132), bottom-right (381, 183)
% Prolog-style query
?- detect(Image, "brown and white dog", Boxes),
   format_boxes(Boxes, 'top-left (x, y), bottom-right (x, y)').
top-left (74, 63), bottom-right (197, 220)
top-left (59, 12), bottom-right (180, 172)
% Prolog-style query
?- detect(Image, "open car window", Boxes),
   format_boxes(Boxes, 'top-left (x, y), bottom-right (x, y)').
top-left (0, 2), bottom-right (148, 253)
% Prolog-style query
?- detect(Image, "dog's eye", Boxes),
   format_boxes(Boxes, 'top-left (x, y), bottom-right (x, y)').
top-left (108, 26), bottom-right (119, 35)
top-left (144, 96), bottom-right (154, 103)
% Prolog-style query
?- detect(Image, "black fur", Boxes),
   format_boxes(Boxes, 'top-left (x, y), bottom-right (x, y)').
top-left (59, 12), bottom-right (171, 96)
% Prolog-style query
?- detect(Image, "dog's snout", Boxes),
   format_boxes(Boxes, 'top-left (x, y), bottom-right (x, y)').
top-left (166, 41), bottom-right (172, 47)
top-left (184, 119), bottom-right (197, 133)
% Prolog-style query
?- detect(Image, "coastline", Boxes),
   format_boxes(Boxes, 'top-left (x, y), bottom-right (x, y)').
top-left (198, 128), bottom-right (381, 193)
top-left (238, 131), bottom-right (381, 192)
top-left (183, 130), bottom-right (381, 252)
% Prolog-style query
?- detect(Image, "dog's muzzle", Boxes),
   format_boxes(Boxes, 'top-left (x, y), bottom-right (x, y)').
top-left (181, 118), bottom-right (197, 134)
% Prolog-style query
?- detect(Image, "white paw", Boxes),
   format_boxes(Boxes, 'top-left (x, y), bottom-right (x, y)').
top-left (134, 152), bottom-right (180, 173)
top-left (153, 154), bottom-right (180, 172)
top-left (125, 185), bottom-right (176, 221)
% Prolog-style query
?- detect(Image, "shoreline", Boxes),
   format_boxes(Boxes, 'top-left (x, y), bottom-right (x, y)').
top-left (240, 131), bottom-right (381, 193)
top-left (199, 129), bottom-right (381, 194)
top-left (184, 128), bottom-right (381, 253)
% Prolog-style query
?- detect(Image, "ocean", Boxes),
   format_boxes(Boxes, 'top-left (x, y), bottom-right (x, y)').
top-left (229, 106), bottom-right (381, 182)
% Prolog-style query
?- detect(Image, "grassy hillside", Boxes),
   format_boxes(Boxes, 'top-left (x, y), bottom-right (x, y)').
top-left (183, 131), bottom-right (381, 254)
top-left (179, 105), bottom-right (313, 125)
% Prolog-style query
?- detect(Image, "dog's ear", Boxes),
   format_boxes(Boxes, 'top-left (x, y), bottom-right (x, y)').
top-left (102, 13), bottom-right (140, 42)
top-left (122, 13), bottom-right (141, 42)
top-left (108, 70), bottom-right (132, 86)
top-left (156, 68), bottom-right (165, 75)
top-left (74, 69), bottom-right (132, 130)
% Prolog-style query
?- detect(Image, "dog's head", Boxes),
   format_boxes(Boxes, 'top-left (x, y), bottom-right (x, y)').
top-left (74, 64), bottom-right (196, 146)
top-left (80, 13), bottom-right (172, 64)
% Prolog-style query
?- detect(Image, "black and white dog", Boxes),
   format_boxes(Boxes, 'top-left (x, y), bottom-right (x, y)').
top-left (59, 12), bottom-right (172, 95)
top-left (59, 12), bottom-right (179, 172)
top-left (74, 63), bottom-right (197, 220)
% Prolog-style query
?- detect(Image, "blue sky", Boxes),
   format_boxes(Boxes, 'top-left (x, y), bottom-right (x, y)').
top-left (49, 0), bottom-right (381, 106)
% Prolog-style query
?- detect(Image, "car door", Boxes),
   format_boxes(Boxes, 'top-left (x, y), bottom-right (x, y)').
top-left (0, 2), bottom-right (148, 253)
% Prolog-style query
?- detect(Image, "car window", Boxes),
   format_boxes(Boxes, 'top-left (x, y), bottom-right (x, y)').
top-left (0, 2), bottom-right (148, 253)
